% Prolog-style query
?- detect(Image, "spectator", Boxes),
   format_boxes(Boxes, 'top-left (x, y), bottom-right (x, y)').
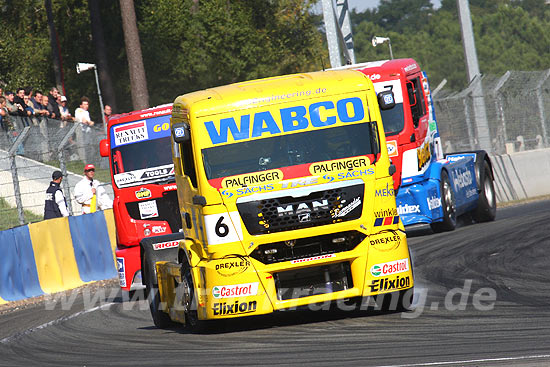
top-left (0, 96), bottom-right (15, 133)
top-left (75, 96), bottom-right (94, 131)
top-left (48, 87), bottom-right (61, 119)
top-left (43, 94), bottom-right (58, 119)
top-left (23, 94), bottom-right (37, 125)
top-left (44, 170), bottom-right (69, 219)
top-left (58, 95), bottom-right (74, 127)
top-left (74, 164), bottom-right (112, 214)
top-left (104, 104), bottom-right (112, 123)
top-left (14, 88), bottom-right (32, 126)
top-left (5, 91), bottom-right (22, 117)
top-left (32, 90), bottom-right (50, 118)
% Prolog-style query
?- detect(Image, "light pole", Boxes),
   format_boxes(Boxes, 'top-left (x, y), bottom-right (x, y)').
top-left (76, 62), bottom-right (107, 135)
top-left (372, 36), bottom-right (393, 59)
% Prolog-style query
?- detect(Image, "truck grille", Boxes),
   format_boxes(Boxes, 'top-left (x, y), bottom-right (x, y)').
top-left (250, 231), bottom-right (365, 265)
top-left (275, 262), bottom-right (353, 301)
top-left (125, 190), bottom-right (182, 233)
top-left (237, 180), bottom-right (364, 235)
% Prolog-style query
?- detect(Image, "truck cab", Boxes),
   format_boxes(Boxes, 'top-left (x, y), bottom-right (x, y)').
top-left (141, 70), bottom-right (415, 329)
top-left (335, 59), bottom-right (496, 231)
top-left (99, 105), bottom-right (182, 290)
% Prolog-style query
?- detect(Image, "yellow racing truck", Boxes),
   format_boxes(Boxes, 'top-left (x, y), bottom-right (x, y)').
top-left (141, 70), bottom-right (414, 329)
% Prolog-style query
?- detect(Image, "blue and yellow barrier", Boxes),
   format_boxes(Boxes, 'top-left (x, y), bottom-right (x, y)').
top-left (0, 210), bottom-right (117, 304)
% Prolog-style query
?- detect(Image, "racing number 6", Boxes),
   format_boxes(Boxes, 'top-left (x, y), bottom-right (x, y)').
top-left (215, 216), bottom-right (229, 237)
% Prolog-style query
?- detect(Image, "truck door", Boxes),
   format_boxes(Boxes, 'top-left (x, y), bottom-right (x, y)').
top-left (406, 75), bottom-right (429, 144)
top-left (174, 134), bottom-right (205, 246)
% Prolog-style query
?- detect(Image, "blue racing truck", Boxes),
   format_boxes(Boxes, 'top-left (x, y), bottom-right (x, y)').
top-left (335, 58), bottom-right (496, 231)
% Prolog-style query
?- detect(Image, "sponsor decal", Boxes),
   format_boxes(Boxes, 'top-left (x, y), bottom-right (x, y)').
top-left (114, 120), bottom-right (148, 146)
top-left (291, 254), bottom-right (336, 264)
top-left (135, 187), bottom-right (152, 200)
top-left (369, 275), bottom-right (411, 292)
top-left (222, 169), bottom-right (282, 188)
top-left (212, 282), bottom-right (259, 299)
top-left (446, 153), bottom-right (476, 163)
top-left (277, 199), bottom-right (329, 217)
top-left (117, 257), bottom-right (126, 287)
top-left (451, 168), bottom-right (473, 191)
top-left (404, 63), bottom-right (417, 72)
top-left (387, 141), bottom-right (398, 157)
top-left (153, 122), bottom-right (170, 132)
top-left (397, 204), bottom-right (420, 215)
top-left (466, 188), bottom-right (477, 198)
top-left (152, 240), bottom-right (179, 251)
top-left (281, 176), bottom-right (319, 189)
top-left (152, 225), bottom-right (167, 234)
top-left (310, 157), bottom-right (369, 174)
top-left (374, 216), bottom-right (400, 227)
top-left (138, 200), bottom-right (159, 219)
top-left (332, 197), bottom-right (361, 218)
top-left (215, 256), bottom-right (251, 277)
top-left (141, 166), bottom-right (174, 180)
top-left (204, 97), bottom-right (365, 145)
top-left (366, 73), bottom-right (381, 81)
top-left (417, 140), bottom-right (431, 171)
top-left (114, 172), bottom-right (137, 187)
top-left (174, 126), bottom-right (186, 138)
top-left (336, 168), bottom-right (374, 180)
top-left (213, 300), bottom-right (257, 316)
top-left (374, 208), bottom-right (398, 218)
top-left (427, 196), bottom-right (442, 210)
top-left (369, 234), bottom-right (400, 247)
top-left (370, 258), bottom-right (409, 277)
top-left (163, 184), bottom-right (177, 191)
top-left (375, 182), bottom-right (395, 197)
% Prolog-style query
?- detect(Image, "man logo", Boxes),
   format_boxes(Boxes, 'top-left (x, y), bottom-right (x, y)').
top-left (298, 213), bottom-right (311, 222)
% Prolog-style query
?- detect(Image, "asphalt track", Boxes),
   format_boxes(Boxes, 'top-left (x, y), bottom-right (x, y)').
top-left (1, 200), bottom-right (549, 366)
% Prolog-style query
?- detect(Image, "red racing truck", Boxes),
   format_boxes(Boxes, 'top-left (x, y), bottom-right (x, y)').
top-left (100, 104), bottom-right (183, 290)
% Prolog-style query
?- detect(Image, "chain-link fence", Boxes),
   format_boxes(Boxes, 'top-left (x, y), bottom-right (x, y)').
top-left (0, 115), bottom-right (112, 230)
top-left (433, 69), bottom-right (550, 154)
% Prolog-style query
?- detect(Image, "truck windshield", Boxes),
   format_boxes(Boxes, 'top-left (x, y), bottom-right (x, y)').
top-left (380, 103), bottom-right (405, 136)
top-left (112, 136), bottom-right (174, 188)
top-left (202, 122), bottom-right (374, 180)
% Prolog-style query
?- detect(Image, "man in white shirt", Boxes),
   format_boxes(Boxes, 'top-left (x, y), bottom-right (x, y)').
top-left (74, 97), bottom-right (94, 132)
top-left (44, 170), bottom-right (69, 219)
top-left (74, 164), bottom-right (112, 214)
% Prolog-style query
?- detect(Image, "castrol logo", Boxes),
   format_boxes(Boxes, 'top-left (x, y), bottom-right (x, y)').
top-left (370, 258), bottom-right (409, 277)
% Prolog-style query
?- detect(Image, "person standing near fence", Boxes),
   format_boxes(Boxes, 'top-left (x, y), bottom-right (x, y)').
top-left (74, 164), bottom-right (112, 214)
top-left (44, 170), bottom-right (69, 219)
top-left (75, 97), bottom-right (94, 132)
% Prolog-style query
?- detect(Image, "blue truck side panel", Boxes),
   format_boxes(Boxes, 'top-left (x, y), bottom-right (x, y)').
top-left (397, 156), bottom-right (479, 226)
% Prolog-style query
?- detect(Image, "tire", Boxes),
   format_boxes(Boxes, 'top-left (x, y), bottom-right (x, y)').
top-left (430, 170), bottom-right (456, 233)
top-left (143, 253), bottom-right (174, 329)
top-left (473, 161), bottom-right (496, 222)
top-left (180, 260), bottom-right (207, 333)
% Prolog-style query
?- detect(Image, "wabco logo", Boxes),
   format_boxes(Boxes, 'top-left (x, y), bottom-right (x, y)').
top-left (213, 300), bottom-right (257, 315)
top-left (397, 204), bottom-right (420, 215)
top-left (212, 282), bottom-right (259, 299)
top-left (452, 168), bottom-right (473, 190)
top-left (204, 97), bottom-right (365, 144)
top-left (370, 258), bottom-right (409, 277)
top-left (277, 200), bottom-right (329, 217)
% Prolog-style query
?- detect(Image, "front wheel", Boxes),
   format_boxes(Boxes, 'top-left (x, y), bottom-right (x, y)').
top-left (473, 161), bottom-right (496, 222)
top-left (143, 253), bottom-right (174, 329)
top-left (430, 170), bottom-right (457, 233)
top-left (180, 260), bottom-right (208, 333)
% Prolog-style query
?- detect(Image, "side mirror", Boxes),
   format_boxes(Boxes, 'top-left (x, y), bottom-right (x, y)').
top-left (99, 139), bottom-right (109, 157)
top-left (378, 90), bottom-right (396, 110)
top-left (172, 122), bottom-right (190, 144)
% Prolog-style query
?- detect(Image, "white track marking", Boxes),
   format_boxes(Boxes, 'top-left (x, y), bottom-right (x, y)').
top-left (377, 354), bottom-right (550, 367)
top-left (0, 302), bottom-right (115, 344)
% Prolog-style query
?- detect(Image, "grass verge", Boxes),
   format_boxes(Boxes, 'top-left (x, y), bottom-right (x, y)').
top-left (0, 198), bottom-right (42, 231)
